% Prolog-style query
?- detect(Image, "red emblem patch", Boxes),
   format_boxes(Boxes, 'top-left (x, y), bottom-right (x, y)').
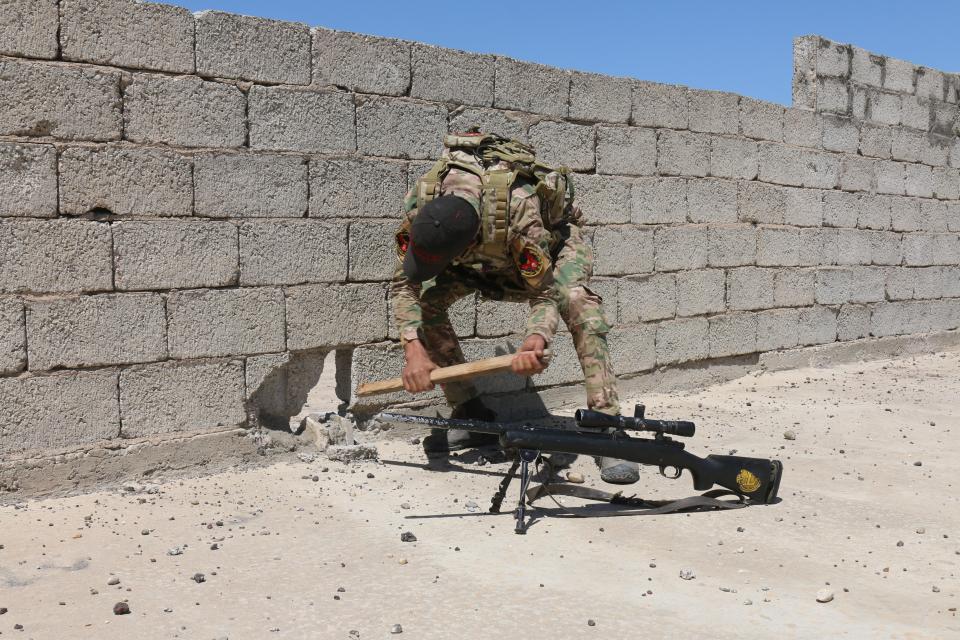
top-left (395, 231), bottom-right (410, 261)
top-left (517, 245), bottom-right (546, 279)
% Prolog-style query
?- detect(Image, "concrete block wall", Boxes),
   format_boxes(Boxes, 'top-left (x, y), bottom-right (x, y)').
top-left (0, 2), bottom-right (958, 460)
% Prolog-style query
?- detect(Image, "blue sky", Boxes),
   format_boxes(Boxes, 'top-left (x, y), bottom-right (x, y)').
top-left (172, 0), bottom-right (959, 105)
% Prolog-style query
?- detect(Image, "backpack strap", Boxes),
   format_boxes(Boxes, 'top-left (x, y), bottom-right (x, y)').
top-left (415, 158), bottom-right (448, 207)
top-left (479, 169), bottom-right (515, 251)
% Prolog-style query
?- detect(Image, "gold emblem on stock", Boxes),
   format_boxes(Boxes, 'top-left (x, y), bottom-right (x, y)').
top-left (736, 469), bottom-right (761, 493)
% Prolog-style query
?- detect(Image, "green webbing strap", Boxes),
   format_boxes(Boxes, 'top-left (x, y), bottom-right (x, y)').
top-left (480, 170), bottom-right (514, 250)
top-left (416, 158), bottom-right (448, 206)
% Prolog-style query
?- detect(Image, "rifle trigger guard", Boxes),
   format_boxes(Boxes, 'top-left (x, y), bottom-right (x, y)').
top-left (659, 465), bottom-right (682, 480)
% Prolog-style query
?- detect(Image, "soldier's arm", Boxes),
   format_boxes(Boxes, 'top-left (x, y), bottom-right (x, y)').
top-left (390, 188), bottom-right (424, 346)
top-left (510, 193), bottom-right (563, 346)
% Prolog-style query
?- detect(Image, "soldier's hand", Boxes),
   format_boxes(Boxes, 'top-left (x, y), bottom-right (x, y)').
top-left (512, 335), bottom-right (548, 376)
top-left (402, 340), bottom-right (438, 393)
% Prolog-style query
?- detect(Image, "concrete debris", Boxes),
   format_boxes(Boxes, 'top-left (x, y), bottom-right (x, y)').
top-left (113, 602), bottom-right (130, 615)
top-left (679, 569), bottom-right (696, 580)
top-left (816, 588), bottom-right (834, 603)
top-left (566, 471), bottom-right (585, 484)
top-left (390, 623), bottom-right (403, 634)
top-left (303, 413), bottom-right (356, 450)
top-left (400, 532), bottom-right (417, 542)
top-left (783, 430), bottom-right (797, 440)
top-left (326, 444), bottom-right (378, 463)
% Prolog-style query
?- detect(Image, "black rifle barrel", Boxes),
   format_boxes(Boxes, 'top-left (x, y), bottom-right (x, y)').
top-left (575, 409), bottom-right (696, 437)
top-left (377, 412), bottom-right (508, 435)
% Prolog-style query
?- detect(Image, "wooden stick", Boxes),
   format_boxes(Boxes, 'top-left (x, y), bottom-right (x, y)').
top-left (355, 350), bottom-right (552, 398)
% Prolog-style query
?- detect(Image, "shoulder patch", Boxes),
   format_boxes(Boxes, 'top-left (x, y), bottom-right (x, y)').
top-left (395, 230), bottom-right (410, 261)
top-left (516, 244), bottom-right (548, 279)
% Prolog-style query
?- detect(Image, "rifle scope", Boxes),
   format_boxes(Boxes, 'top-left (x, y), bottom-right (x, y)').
top-left (574, 409), bottom-right (696, 437)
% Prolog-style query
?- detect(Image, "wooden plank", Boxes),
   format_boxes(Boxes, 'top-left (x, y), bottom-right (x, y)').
top-left (355, 350), bottom-right (551, 397)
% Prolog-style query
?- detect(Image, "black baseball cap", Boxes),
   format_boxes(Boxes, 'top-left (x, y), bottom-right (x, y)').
top-left (403, 195), bottom-right (480, 283)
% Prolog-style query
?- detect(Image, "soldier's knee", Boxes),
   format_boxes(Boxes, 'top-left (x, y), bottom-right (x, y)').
top-left (565, 286), bottom-right (610, 336)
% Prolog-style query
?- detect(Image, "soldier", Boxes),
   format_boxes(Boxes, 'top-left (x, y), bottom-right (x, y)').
top-left (390, 132), bottom-right (639, 484)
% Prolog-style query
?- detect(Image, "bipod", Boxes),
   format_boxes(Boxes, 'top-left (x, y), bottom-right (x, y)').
top-left (487, 448), bottom-right (541, 534)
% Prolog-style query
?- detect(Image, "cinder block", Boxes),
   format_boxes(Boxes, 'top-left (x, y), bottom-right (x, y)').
top-left (773, 268), bottom-right (815, 307)
top-left (932, 167), bottom-right (960, 200)
top-left (871, 301), bottom-right (922, 337)
top-left (245, 350), bottom-right (332, 423)
top-left (655, 317), bottom-right (708, 365)
top-left (0, 219), bottom-right (111, 294)
top-left (726, 267), bottom-right (774, 311)
top-left (815, 77), bottom-right (850, 115)
top-left (891, 128), bottom-right (924, 162)
top-left (875, 160), bottom-right (906, 195)
top-left (168, 288), bottom-right (285, 359)
top-left (884, 57), bottom-right (916, 93)
top-left (357, 98), bottom-right (447, 160)
top-left (707, 225), bottom-right (756, 268)
top-left (851, 47), bottom-right (883, 87)
top-left (249, 85), bottom-right (355, 153)
top-left (756, 308), bottom-right (800, 351)
top-left (859, 123), bottom-right (892, 159)
top-left (312, 28), bottom-right (410, 96)
top-left (866, 231), bottom-right (902, 265)
top-left (60, 0), bottom-right (194, 73)
top-left (657, 130), bottom-right (709, 177)
top-left (120, 359), bottom-right (246, 438)
top-left (608, 324), bottom-right (656, 376)
top-left (822, 115), bottom-right (860, 153)
top-left (739, 97), bottom-right (784, 142)
top-left (814, 39), bottom-right (850, 77)
top-left (786, 186), bottom-right (825, 227)
top-left (654, 226), bottom-right (708, 271)
top-left (952, 139), bottom-right (960, 168)
top-left (886, 267), bottom-right (916, 301)
top-left (822, 191), bottom-right (858, 228)
top-left (902, 233), bottom-right (956, 266)
top-left (800, 150), bottom-right (840, 189)
top-left (632, 81), bottom-right (688, 129)
top-left (836, 229), bottom-right (873, 265)
top-left (528, 120), bottom-right (596, 171)
top-left (930, 299), bottom-right (960, 332)
top-left (758, 142), bottom-right (804, 187)
top-left (593, 225), bottom-right (654, 276)
top-left (856, 193), bottom-right (891, 230)
top-left (595, 126), bottom-right (654, 176)
top-left (114, 221), bottom-right (238, 290)
top-left (631, 178), bottom-right (687, 224)
top-left (26, 293), bottom-right (166, 370)
top-left (619, 274), bottom-right (677, 323)
top-left (570, 72), bottom-right (632, 123)
top-left (0, 142), bottom-right (56, 217)
top-left (757, 226), bottom-right (801, 266)
top-left (890, 196), bottom-right (923, 232)
top-left (677, 270), bottom-right (725, 317)
top-left (949, 202), bottom-right (960, 232)
top-left (347, 220), bottom-right (399, 282)
top-left (0, 0), bottom-right (57, 59)
top-left (494, 57), bottom-right (569, 118)
top-left (798, 228), bottom-right (838, 266)
top-left (837, 304), bottom-right (871, 340)
top-left (815, 266), bottom-right (885, 305)
top-left (572, 174), bottom-right (630, 225)
top-left (125, 73), bottom-right (245, 148)
top-left (0, 369), bottom-right (120, 455)
top-left (839, 155), bottom-right (876, 192)
top-left (194, 152), bottom-right (307, 218)
top-left (0, 59), bottom-right (121, 141)
top-left (868, 90), bottom-right (902, 126)
top-left (687, 178), bottom-right (738, 223)
top-left (59, 145), bottom-right (192, 217)
top-left (798, 305), bottom-right (837, 346)
top-left (912, 267), bottom-right (943, 300)
top-left (241, 220), bottom-right (347, 285)
top-left (687, 90), bottom-right (738, 134)
top-left (916, 67), bottom-right (946, 100)
top-left (196, 11), bottom-right (309, 84)
top-left (898, 96), bottom-right (930, 133)
top-left (929, 102), bottom-right (958, 140)
top-left (709, 313), bottom-right (757, 358)
top-left (738, 181), bottom-right (785, 224)
top-left (919, 199), bottom-right (950, 233)
top-left (784, 108), bottom-right (823, 148)
top-left (476, 300), bottom-right (527, 337)
top-left (410, 44), bottom-right (495, 107)
top-left (904, 164), bottom-right (934, 198)
top-left (0, 297), bottom-right (25, 375)
top-left (311, 158), bottom-right (406, 219)
top-left (793, 37), bottom-right (817, 109)
top-left (709, 137), bottom-right (758, 180)
top-left (286, 283), bottom-right (388, 349)
top-left (942, 266), bottom-right (960, 298)
top-left (449, 108), bottom-right (526, 141)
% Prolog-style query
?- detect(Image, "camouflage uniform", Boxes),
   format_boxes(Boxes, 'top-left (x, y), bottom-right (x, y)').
top-left (390, 148), bottom-right (620, 415)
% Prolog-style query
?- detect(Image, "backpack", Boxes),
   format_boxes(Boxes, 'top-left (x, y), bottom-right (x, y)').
top-left (415, 132), bottom-right (576, 255)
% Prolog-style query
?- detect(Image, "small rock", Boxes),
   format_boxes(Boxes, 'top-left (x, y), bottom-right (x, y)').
top-left (141, 529), bottom-right (150, 536)
top-left (783, 430), bottom-right (796, 441)
top-left (0, 607), bottom-right (6, 614)
top-left (191, 573), bottom-right (205, 584)
top-left (366, 472), bottom-right (375, 479)
top-left (400, 532), bottom-right (417, 543)
top-left (587, 619), bottom-right (596, 626)
top-left (297, 452), bottom-right (316, 463)
top-left (210, 543), bottom-right (219, 551)
top-left (400, 503), bottom-right (411, 510)
top-left (14, 623), bottom-right (23, 630)
top-left (566, 471), bottom-right (585, 484)
top-left (113, 602), bottom-right (130, 615)
top-left (932, 586), bottom-right (940, 593)
top-left (464, 501), bottom-right (480, 513)
top-left (327, 444), bottom-right (378, 463)
top-left (896, 541), bottom-right (904, 547)
top-left (167, 546), bottom-right (184, 556)
top-left (391, 623), bottom-right (403, 634)
top-left (815, 588), bottom-right (834, 603)
top-left (913, 461), bottom-right (922, 467)
top-left (916, 528), bottom-right (925, 534)
top-left (398, 558), bottom-right (408, 565)
top-left (679, 568), bottom-right (696, 580)
top-left (648, 563), bottom-right (656, 568)
top-left (408, 437), bottom-right (420, 445)
top-left (743, 599), bottom-right (753, 606)
top-left (107, 577), bottom-right (120, 586)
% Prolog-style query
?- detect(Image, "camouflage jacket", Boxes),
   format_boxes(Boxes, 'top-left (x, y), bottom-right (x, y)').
top-left (390, 149), bottom-right (584, 346)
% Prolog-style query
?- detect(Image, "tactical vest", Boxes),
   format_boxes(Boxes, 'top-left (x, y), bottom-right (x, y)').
top-left (415, 133), bottom-right (576, 256)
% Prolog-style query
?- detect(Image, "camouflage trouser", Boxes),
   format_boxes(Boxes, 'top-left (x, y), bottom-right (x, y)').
top-left (417, 229), bottom-right (620, 415)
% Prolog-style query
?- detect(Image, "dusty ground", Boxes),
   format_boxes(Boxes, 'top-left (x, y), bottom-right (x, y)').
top-left (1, 350), bottom-right (958, 639)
